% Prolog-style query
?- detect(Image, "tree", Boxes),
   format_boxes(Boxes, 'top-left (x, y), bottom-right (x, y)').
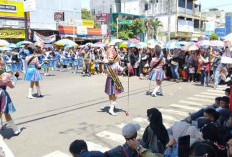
top-left (111, 18), bottom-right (145, 40)
top-left (81, 9), bottom-right (98, 28)
top-left (81, 9), bottom-right (93, 20)
top-left (145, 19), bottom-right (163, 39)
top-left (210, 33), bottom-right (219, 40)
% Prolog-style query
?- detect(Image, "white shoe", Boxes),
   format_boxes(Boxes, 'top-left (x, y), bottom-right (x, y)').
top-left (28, 88), bottom-right (35, 99)
top-left (109, 105), bottom-right (116, 116)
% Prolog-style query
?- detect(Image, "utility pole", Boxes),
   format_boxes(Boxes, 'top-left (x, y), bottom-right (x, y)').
top-left (167, 0), bottom-right (171, 41)
top-left (24, 0), bottom-right (29, 40)
top-left (117, 17), bottom-right (119, 39)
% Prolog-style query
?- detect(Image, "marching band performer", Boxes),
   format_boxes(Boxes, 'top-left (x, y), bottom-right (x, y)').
top-left (104, 48), bottom-right (125, 116)
top-left (71, 51), bottom-right (79, 74)
top-left (25, 47), bottom-right (42, 99)
top-left (148, 45), bottom-right (166, 97)
top-left (0, 56), bottom-right (21, 135)
top-left (19, 46), bottom-right (29, 73)
top-left (3, 50), bottom-right (13, 72)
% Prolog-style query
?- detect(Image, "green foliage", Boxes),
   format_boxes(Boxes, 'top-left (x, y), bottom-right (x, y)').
top-left (81, 9), bottom-right (98, 28)
top-left (111, 18), bottom-right (145, 40)
top-left (81, 9), bottom-right (93, 20)
top-left (146, 19), bottom-right (163, 39)
top-left (210, 33), bottom-right (219, 40)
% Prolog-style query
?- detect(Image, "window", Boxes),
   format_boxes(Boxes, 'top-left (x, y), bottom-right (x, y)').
top-left (178, 0), bottom-right (185, 8)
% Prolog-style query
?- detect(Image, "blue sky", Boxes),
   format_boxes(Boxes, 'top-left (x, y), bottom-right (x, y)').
top-left (81, 0), bottom-right (232, 11)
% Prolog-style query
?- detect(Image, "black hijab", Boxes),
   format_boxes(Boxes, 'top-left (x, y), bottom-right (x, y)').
top-left (143, 108), bottom-right (169, 147)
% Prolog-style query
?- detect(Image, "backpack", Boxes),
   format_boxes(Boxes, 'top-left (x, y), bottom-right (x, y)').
top-left (142, 126), bottom-right (165, 154)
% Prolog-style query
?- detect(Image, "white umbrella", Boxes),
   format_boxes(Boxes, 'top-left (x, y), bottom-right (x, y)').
top-left (109, 39), bottom-right (123, 46)
top-left (21, 41), bottom-right (33, 45)
top-left (0, 47), bottom-right (12, 51)
top-left (0, 39), bottom-right (9, 47)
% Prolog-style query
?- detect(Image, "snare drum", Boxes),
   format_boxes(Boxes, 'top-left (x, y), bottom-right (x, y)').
top-left (48, 60), bottom-right (55, 67)
top-left (62, 59), bottom-right (70, 66)
top-left (11, 62), bottom-right (22, 72)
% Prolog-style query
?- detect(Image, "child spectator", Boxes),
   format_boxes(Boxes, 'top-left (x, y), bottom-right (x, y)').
top-left (188, 64), bottom-right (195, 82)
top-left (94, 56), bottom-right (100, 74)
top-left (90, 59), bottom-right (95, 75)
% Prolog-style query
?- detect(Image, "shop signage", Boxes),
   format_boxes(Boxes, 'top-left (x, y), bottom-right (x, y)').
top-left (0, 4), bottom-right (16, 13)
top-left (82, 20), bottom-right (94, 28)
top-left (0, 1), bottom-right (24, 19)
top-left (54, 12), bottom-right (64, 22)
top-left (0, 29), bottom-right (25, 38)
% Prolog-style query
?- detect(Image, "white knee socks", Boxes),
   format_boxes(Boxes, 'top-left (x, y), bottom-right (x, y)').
top-left (109, 101), bottom-right (116, 116)
top-left (36, 86), bottom-right (41, 96)
top-left (7, 120), bottom-right (21, 135)
top-left (28, 88), bottom-right (34, 99)
top-left (152, 85), bottom-right (160, 96)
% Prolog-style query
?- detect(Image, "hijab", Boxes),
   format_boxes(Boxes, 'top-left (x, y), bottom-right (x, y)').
top-left (143, 108), bottom-right (169, 146)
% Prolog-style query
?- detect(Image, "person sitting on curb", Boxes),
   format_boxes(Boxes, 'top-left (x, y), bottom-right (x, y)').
top-left (104, 123), bottom-right (141, 157)
top-left (69, 140), bottom-right (104, 157)
top-left (127, 139), bottom-right (164, 157)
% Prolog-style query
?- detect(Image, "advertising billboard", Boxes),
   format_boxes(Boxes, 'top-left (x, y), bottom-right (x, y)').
top-left (0, 0), bottom-right (24, 19)
top-left (215, 28), bottom-right (226, 37)
top-left (225, 16), bottom-right (232, 35)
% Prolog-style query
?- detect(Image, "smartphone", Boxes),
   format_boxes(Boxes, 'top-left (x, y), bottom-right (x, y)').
top-left (178, 135), bottom-right (190, 157)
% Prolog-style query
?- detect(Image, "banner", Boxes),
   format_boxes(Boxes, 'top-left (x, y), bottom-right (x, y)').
top-left (33, 32), bottom-right (56, 43)
top-left (82, 20), bottom-right (94, 28)
top-left (77, 26), bottom-right (87, 35)
top-left (0, 1), bottom-right (24, 19)
top-left (0, 29), bottom-right (25, 38)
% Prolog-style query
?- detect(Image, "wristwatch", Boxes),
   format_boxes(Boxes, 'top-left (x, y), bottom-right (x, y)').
top-left (136, 145), bottom-right (142, 151)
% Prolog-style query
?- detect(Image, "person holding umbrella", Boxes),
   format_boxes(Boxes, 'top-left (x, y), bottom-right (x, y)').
top-left (24, 45), bottom-right (42, 99)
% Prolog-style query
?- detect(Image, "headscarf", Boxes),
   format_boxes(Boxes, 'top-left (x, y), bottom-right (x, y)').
top-left (172, 122), bottom-right (202, 143)
top-left (143, 108), bottom-right (169, 146)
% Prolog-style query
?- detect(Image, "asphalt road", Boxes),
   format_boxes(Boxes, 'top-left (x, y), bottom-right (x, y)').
top-left (0, 70), bottom-right (227, 157)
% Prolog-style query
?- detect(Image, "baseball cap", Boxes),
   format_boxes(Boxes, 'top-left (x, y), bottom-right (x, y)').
top-left (122, 123), bottom-right (140, 139)
top-left (225, 88), bottom-right (230, 94)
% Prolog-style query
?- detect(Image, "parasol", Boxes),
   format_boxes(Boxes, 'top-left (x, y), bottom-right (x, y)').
top-left (55, 39), bottom-right (77, 47)
top-left (0, 39), bottom-right (9, 47)
top-left (109, 39), bottom-right (123, 46)
top-left (34, 41), bottom-right (45, 48)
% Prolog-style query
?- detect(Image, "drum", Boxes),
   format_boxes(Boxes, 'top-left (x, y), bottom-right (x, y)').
top-left (11, 62), bottom-right (22, 72)
top-left (48, 60), bottom-right (55, 67)
top-left (62, 58), bottom-right (70, 66)
top-left (4, 63), bottom-right (12, 73)
top-left (42, 60), bottom-right (49, 69)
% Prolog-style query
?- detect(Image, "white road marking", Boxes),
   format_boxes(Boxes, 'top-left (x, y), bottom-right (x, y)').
top-left (178, 100), bottom-right (203, 106)
top-left (162, 115), bottom-right (179, 121)
top-left (164, 123), bottom-right (172, 128)
top-left (86, 141), bottom-right (109, 152)
top-left (96, 131), bottom-right (125, 144)
top-left (169, 104), bottom-right (200, 111)
top-left (187, 97), bottom-right (213, 103)
top-left (42, 151), bottom-right (70, 157)
top-left (0, 137), bottom-right (14, 157)
top-left (207, 89), bottom-right (225, 93)
top-left (159, 109), bottom-right (189, 117)
top-left (194, 95), bottom-right (217, 99)
top-left (132, 117), bottom-right (149, 124)
top-left (201, 92), bottom-right (222, 96)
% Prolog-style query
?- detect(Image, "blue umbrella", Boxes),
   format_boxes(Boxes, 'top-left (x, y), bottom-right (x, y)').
top-left (7, 43), bottom-right (17, 48)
